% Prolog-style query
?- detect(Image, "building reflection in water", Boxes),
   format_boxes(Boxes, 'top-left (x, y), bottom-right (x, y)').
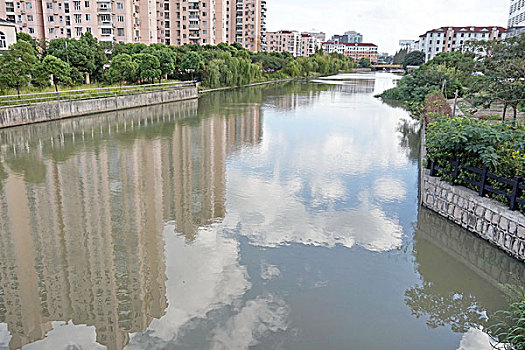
top-left (0, 93), bottom-right (264, 349)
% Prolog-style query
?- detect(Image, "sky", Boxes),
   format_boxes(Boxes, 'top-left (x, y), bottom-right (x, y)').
top-left (266, 0), bottom-right (510, 54)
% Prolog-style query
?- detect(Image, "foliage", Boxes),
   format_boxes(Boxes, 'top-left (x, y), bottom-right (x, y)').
top-left (104, 54), bottom-right (138, 86)
top-left (402, 51), bottom-right (425, 68)
top-left (0, 41), bottom-right (38, 96)
top-left (487, 287), bottom-right (525, 350)
top-left (42, 55), bottom-right (72, 92)
top-left (132, 53), bottom-right (161, 84)
top-left (469, 36), bottom-right (525, 123)
top-left (393, 48), bottom-right (408, 65)
top-left (47, 33), bottom-right (107, 82)
top-left (426, 117), bottom-right (525, 209)
top-left (181, 52), bottom-right (205, 80)
top-left (380, 65), bottom-right (462, 102)
top-left (423, 91), bottom-right (452, 123)
top-left (359, 57), bottom-right (371, 68)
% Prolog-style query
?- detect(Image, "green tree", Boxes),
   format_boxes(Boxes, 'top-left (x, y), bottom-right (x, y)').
top-left (403, 51), bottom-right (426, 68)
top-left (359, 57), bottom-right (371, 68)
top-left (132, 53), bottom-right (161, 84)
top-left (31, 62), bottom-right (51, 88)
top-left (181, 52), bottom-right (204, 80)
top-left (393, 48), bottom-right (408, 65)
top-left (47, 33), bottom-right (107, 83)
top-left (106, 53), bottom-right (138, 86)
top-left (42, 55), bottom-right (72, 92)
top-left (0, 41), bottom-right (38, 97)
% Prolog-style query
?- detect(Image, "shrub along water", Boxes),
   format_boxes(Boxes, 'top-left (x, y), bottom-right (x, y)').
top-left (426, 117), bottom-right (525, 211)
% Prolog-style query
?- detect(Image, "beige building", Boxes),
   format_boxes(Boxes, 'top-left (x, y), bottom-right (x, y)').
top-left (412, 26), bottom-right (506, 62)
top-left (0, 0), bottom-right (266, 51)
top-left (267, 30), bottom-right (321, 57)
top-left (0, 19), bottom-right (17, 51)
top-left (322, 42), bottom-right (379, 64)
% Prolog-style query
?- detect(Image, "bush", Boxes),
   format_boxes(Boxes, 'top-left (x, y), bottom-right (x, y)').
top-left (488, 293), bottom-right (525, 350)
top-left (426, 117), bottom-right (525, 210)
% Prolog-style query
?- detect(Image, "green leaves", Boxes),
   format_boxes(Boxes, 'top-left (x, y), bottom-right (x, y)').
top-left (0, 40), bottom-right (38, 95)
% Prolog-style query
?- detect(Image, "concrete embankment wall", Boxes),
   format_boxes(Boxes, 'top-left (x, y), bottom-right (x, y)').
top-left (0, 87), bottom-right (198, 128)
top-left (421, 170), bottom-right (525, 261)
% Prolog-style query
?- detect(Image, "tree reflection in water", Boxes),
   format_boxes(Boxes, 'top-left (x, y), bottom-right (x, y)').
top-left (405, 208), bottom-right (525, 334)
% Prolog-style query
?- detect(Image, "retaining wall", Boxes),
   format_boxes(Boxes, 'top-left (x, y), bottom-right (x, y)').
top-left (0, 87), bottom-right (198, 128)
top-left (421, 169), bottom-right (525, 261)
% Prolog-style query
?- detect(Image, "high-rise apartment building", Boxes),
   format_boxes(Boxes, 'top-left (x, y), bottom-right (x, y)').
top-left (0, 0), bottom-right (266, 51)
top-left (508, 0), bottom-right (525, 28)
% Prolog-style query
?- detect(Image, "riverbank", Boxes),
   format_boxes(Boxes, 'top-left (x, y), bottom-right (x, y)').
top-left (0, 85), bottom-right (198, 129)
top-left (419, 125), bottom-right (525, 262)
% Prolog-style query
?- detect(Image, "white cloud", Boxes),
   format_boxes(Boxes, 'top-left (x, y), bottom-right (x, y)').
top-left (266, 0), bottom-right (508, 53)
top-left (210, 295), bottom-right (289, 350)
top-left (22, 321), bottom-right (106, 350)
top-left (373, 176), bottom-right (407, 202)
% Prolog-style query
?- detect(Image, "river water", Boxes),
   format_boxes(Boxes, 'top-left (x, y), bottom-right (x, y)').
top-left (0, 73), bottom-right (523, 350)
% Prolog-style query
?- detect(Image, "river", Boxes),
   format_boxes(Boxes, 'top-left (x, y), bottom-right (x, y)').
top-left (0, 73), bottom-right (523, 350)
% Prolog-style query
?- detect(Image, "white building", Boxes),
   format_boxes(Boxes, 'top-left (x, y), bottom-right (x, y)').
top-left (414, 26), bottom-right (506, 62)
top-left (0, 19), bottom-right (16, 52)
top-left (266, 30), bottom-right (322, 57)
top-left (508, 0), bottom-right (525, 28)
top-left (322, 42), bottom-right (378, 64)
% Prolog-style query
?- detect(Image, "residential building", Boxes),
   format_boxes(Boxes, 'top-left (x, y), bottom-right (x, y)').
top-left (506, 26), bottom-right (525, 38)
top-left (508, 0), bottom-right (525, 28)
top-left (330, 30), bottom-right (363, 43)
top-left (0, 0), bottom-right (266, 51)
top-left (266, 30), bottom-right (321, 57)
top-left (413, 26), bottom-right (506, 62)
top-left (303, 29), bottom-right (326, 42)
top-left (0, 19), bottom-right (17, 51)
top-left (322, 42), bottom-right (378, 64)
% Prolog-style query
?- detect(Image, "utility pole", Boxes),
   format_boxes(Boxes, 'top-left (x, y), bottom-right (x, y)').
top-left (452, 89), bottom-right (458, 118)
top-left (441, 79), bottom-right (446, 95)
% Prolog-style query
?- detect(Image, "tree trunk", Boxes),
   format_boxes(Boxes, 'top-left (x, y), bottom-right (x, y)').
top-left (502, 104), bottom-right (508, 122)
top-left (17, 85), bottom-right (21, 99)
top-left (512, 105), bottom-right (517, 124)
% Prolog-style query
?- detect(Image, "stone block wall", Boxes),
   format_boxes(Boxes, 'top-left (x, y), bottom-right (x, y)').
top-left (422, 169), bottom-right (525, 261)
top-left (0, 87), bottom-right (198, 128)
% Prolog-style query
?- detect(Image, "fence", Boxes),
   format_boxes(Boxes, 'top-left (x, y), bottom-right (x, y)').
top-left (427, 159), bottom-right (525, 212)
top-left (0, 81), bottom-right (196, 108)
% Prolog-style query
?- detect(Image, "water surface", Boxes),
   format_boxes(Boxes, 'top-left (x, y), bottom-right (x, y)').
top-left (0, 73), bottom-right (523, 350)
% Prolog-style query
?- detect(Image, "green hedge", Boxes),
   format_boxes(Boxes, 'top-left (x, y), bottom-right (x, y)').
top-left (426, 117), bottom-right (525, 210)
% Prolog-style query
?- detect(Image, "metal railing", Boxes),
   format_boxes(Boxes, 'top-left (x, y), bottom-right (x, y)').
top-left (0, 81), bottom-right (196, 108)
top-left (427, 158), bottom-right (525, 212)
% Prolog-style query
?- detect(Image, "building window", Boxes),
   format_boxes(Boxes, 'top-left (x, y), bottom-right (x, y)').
top-left (75, 27), bottom-right (82, 36)
top-left (85, 14), bottom-right (90, 20)
top-left (117, 28), bottom-right (124, 36)
top-left (84, 1), bottom-right (90, 7)
top-left (48, 15), bottom-right (54, 22)
top-left (73, 1), bottom-right (81, 10)
top-left (28, 27), bottom-right (34, 34)
top-left (86, 27), bottom-right (91, 33)
top-left (5, 2), bottom-right (14, 12)
top-left (26, 2), bottom-right (32, 9)
top-left (46, 2), bottom-right (53, 9)
top-left (27, 15), bottom-right (33, 21)
top-left (0, 32), bottom-right (6, 49)
top-left (74, 14), bottom-right (81, 23)
top-left (116, 2), bottom-right (123, 9)
top-left (117, 15), bottom-right (124, 22)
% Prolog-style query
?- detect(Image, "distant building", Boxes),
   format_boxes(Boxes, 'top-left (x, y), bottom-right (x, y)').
top-left (399, 40), bottom-right (415, 50)
top-left (506, 26), bottom-right (525, 38)
top-left (303, 30), bottom-right (326, 42)
top-left (0, 19), bottom-right (16, 52)
top-left (509, 0), bottom-right (525, 28)
top-left (414, 26), bottom-right (506, 62)
top-left (330, 30), bottom-right (363, 43)
top-left (266, 30), bottom-right (321, 57)
top-left (322, 42), bottom-right (378, 64)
